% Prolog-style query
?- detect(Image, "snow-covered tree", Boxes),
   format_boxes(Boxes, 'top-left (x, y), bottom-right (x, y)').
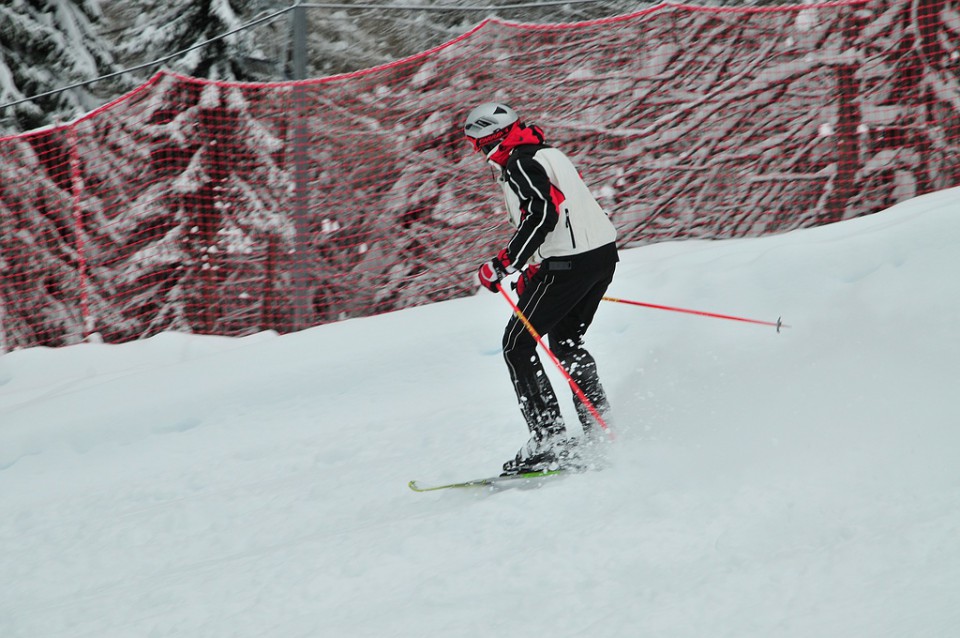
top-left (112, 0), bottom-right (272, 82)
top-left (0, 0), bottom-right (122, 136)
top-left (3, 0), bottom-right (960, 348)
top-left (848, 0), bottom-right (960, 215)
top-left (0, 133), bottom-right (87, 349)
top-left (101, 75), bottom-right (293, 336)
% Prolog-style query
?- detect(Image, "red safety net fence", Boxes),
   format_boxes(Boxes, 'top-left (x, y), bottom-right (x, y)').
top-left (1, 0), bottom-right (958, 350)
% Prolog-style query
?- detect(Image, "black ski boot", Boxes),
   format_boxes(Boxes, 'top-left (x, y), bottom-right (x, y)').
top-left (500, 434), bottom-right (584, 476)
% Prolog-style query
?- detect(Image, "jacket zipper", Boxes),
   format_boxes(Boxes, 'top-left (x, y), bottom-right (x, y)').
top-left (565, 214), bottom-right (577, 249)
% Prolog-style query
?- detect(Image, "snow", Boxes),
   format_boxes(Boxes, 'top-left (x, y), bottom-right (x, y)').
top-left (2, 187), bottom-right (960, 637)
top-left (795, 7), bottom-right (818, 32)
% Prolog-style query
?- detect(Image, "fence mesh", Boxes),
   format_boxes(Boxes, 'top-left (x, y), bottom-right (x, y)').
top-left (1, 0), bottom-right (958, 349)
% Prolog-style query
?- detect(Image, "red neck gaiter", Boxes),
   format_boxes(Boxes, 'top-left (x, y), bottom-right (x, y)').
top-left (487, 123), bottom-right (545, 166)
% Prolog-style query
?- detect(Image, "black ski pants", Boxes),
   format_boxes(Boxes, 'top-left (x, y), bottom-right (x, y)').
top-left (502, 242), bottom-right (618, 441)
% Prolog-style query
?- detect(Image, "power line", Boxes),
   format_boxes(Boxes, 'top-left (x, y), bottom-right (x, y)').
top-left (0, 0), bottom-right (626, 115)
top-left (302, 0), bottom-right (625, 10)
top-left (0, 5), bottom-right (294, 114)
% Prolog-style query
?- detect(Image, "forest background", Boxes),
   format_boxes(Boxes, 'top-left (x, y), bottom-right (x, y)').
top-left (2, 0), bottom-right (958, 351)
top-left (2, 0), bottom-right (805, 137)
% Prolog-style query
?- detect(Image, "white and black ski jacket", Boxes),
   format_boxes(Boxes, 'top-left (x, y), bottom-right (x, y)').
top-left (495, 143), bottom-right (617, 270)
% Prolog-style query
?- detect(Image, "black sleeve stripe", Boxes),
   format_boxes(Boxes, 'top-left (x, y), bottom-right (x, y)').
top-left (505, 155), bottom-right (559, 267)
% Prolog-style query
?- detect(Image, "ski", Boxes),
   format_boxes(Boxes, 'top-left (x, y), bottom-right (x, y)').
top-left (408, 469), bottom-right (565, 493)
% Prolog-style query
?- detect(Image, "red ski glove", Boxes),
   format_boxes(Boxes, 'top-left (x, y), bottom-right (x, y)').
top-left (512, 263), bottom-right (541, 297)
top-left (478, 249), bottom-right (514, 292)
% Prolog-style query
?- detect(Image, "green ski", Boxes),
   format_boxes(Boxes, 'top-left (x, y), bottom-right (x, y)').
top-left (408, 469), bottom-right (564, 492)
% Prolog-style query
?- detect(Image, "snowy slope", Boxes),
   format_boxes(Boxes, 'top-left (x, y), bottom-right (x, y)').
top-left (1, 188), bottom-right (959, 638)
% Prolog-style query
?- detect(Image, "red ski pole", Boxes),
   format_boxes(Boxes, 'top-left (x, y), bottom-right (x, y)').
top-left (497, 284), bottom-right (613, 436)
top-left (602, 296), bottom-right (789, 332)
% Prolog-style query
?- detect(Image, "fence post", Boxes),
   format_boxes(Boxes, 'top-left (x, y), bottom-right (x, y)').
top-left (290, 2), bottom-right (311, 331)
top-left (823, 6), bottom-right (864, 224)
top-left (0, 294), bottom-right (6, 353)
top-left (68, 125), bottom-right (92, 343)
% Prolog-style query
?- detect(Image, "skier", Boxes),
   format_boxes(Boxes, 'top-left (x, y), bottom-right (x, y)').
top-left (463, 102), bottom-right (619, 475)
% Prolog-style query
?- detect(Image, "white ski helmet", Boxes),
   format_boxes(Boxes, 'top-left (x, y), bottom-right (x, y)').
top-left (463, 102), bottom-right (519, 153)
